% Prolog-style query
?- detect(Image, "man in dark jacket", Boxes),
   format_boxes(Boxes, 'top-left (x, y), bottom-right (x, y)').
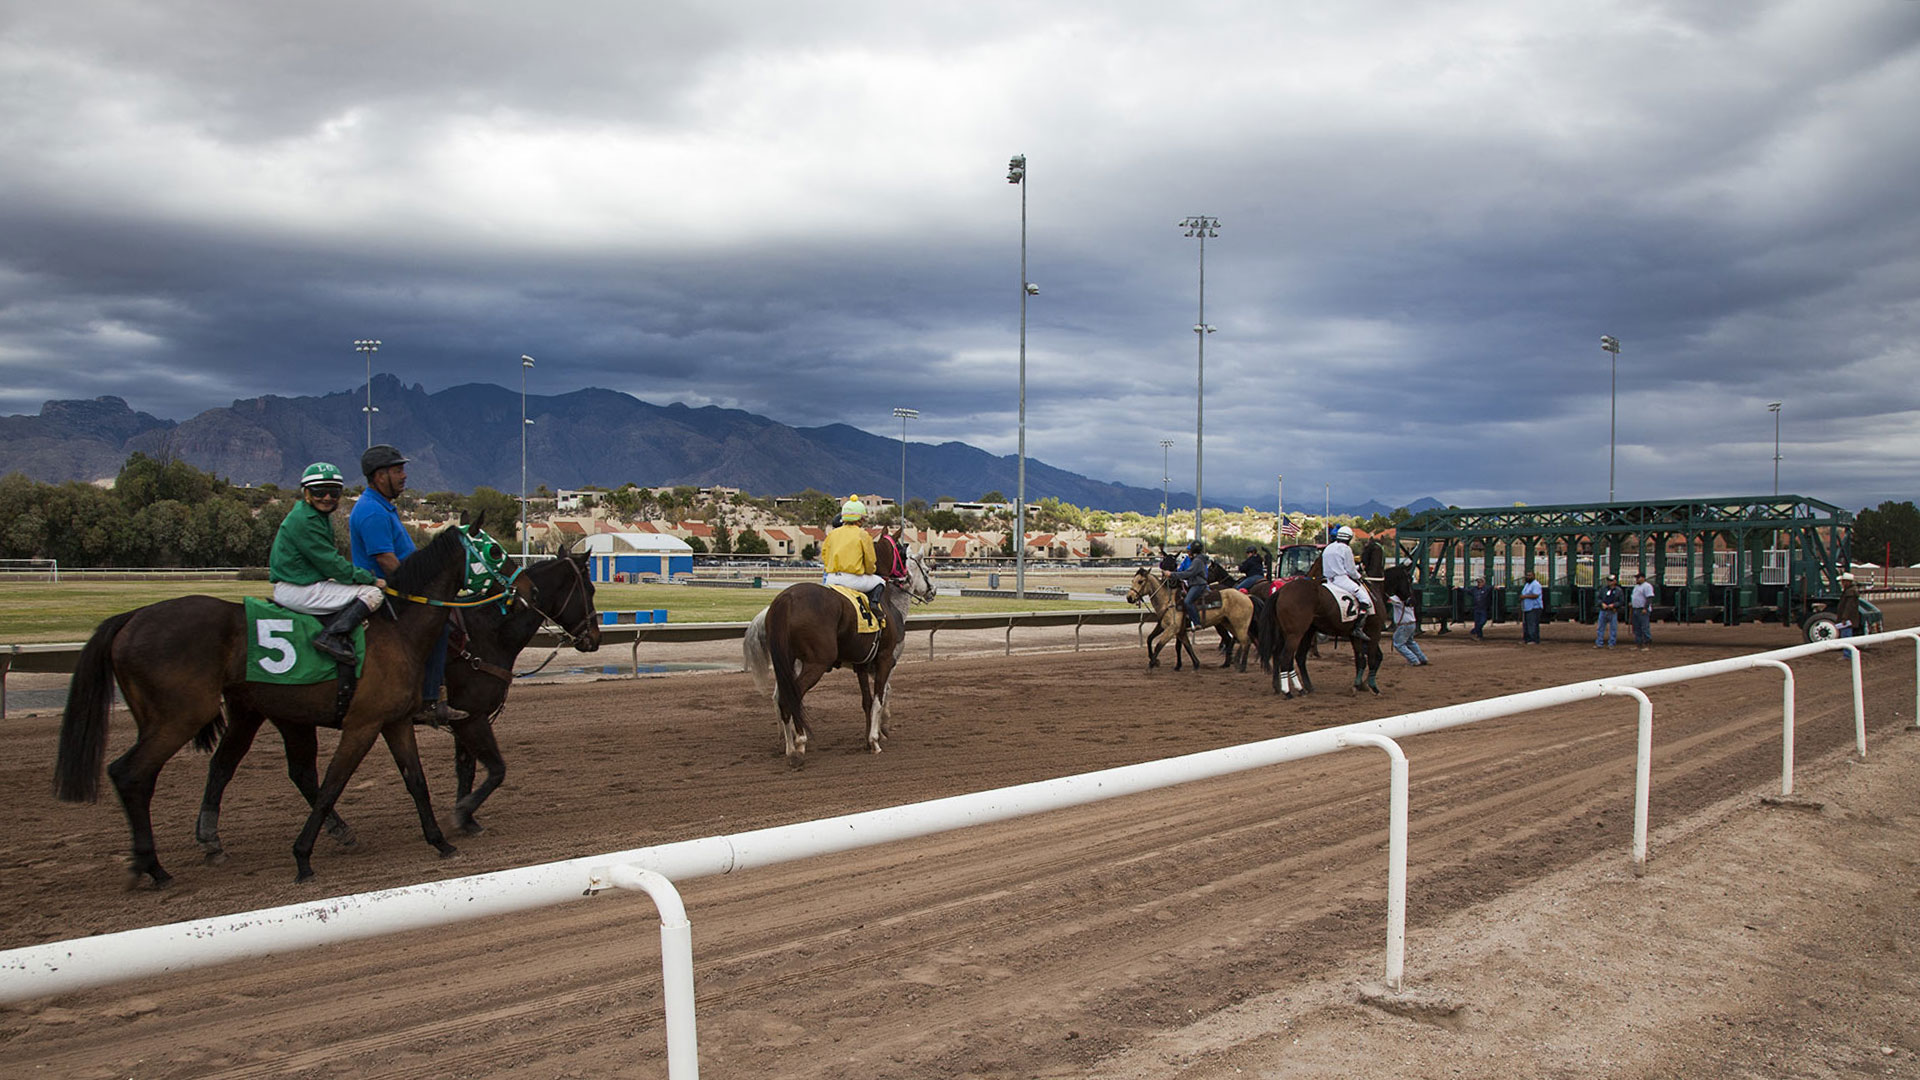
top-left (1594, 574), bottom-right (1625, 648)
top-left (1235, 545), bottom-right (1268, 591)
top-left (1468, 577), bottom-right (1493, 640)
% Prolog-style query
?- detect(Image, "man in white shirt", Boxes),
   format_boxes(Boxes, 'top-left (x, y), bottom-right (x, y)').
top-left (1629, 570), bottom-right (1656, 650)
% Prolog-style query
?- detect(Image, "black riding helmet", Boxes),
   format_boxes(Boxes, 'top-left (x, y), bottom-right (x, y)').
top-left (1187, 540), bottom-right (1204, 553)
top-left (361, 443), bottom-right (409, 479)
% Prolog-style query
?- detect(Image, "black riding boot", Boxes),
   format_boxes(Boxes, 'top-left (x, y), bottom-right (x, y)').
top-left (1350, 610), bottom-right (1373, 645)
top-left (866, 585), bottom-right (887, 628)
top-left (313, 600), bottom-right (372, 664)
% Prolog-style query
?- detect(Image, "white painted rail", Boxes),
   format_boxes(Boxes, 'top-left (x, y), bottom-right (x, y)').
top-left (4, 628), bottom-right (1917, 1079)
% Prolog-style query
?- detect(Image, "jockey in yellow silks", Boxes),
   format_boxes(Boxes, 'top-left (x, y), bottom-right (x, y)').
top-left (821, 497), bottom-right (887, 616)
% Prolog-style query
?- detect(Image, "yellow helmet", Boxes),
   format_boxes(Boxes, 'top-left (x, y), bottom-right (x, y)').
top-left (840, 496), bottom-right (866, 521)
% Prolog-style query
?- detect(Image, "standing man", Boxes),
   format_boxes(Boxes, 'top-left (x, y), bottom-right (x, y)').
top-left (1836, 573), bottom-right (1860, 639)
top-left (1520, 570), bottom-right (1544, 645)
top-left (1594, 574), bottom-right (1624, 648)
top-left (270, 462), bottom-right (385, 664)
top-left (1468, 577), bottom-right (1493, 641)
top-left (1629, 571), bottom-right (1656, 650)
top-left (349, 444), bottom-right (467, 725)
top-left (1389, 591), bottom-right (1428, 665)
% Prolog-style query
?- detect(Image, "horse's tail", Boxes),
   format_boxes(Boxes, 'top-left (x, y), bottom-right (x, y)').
top-left (55, 611), bottom-right (137, 803)
top-left (766, 598), bottom-right (803, 722)
top-left (743, 607), bottom-right (776, 699)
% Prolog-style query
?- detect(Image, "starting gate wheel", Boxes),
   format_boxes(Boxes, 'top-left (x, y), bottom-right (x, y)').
top-left (1802, 610), bottom-right (1841, 643)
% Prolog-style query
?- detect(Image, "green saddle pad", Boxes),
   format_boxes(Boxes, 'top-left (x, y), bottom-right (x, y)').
top-left (244, 597), bottom-right (367, 684)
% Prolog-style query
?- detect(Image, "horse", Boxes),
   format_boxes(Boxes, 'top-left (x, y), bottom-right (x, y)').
top-left (1125, 566), bottom-right (1255, 672)
top-left (756, 532), bottom-right (937, 763)
top-left (1262, 562), bottom-right (1415, 698)
top-left (188, 545), bottom-right (604, 863)
top-left (55, 521), bottom-right (481, 885)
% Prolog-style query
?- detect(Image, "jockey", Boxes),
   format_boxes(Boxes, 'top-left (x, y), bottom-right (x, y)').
top-left (1170, 539), bottom-right (1210, 624)
top-left (1321, 525), bottom-right (1373, 643)
top-left (268, 462), bottom-right (385, 665)
top-left (821, 496), bottom-right (887, 618)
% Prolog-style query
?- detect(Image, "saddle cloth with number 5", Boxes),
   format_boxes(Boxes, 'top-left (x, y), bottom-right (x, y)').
top-left (243, 597), bottom-right (367, 683)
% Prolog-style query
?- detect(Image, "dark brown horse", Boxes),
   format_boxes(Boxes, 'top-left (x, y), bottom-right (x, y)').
top-left (1262, 563), bottom-right (1414, 698)
top-left (189, 545), bottom-right (603, 862)
top-left (55, 522), bottom-right (479, 885)
top-left (758, 532), bottom-right (936, 763)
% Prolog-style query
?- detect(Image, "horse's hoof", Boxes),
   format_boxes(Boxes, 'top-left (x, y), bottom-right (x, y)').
top-left (294, 868), bottom-right (315, 884)
top-left (434, 842), bottom-right (459, 859)
top-left (203, 850), bottom-right (229, 867)
top-left (458, 818), bottom-right (485, 836)
top-left (327, 824), bottom-right (358, 848)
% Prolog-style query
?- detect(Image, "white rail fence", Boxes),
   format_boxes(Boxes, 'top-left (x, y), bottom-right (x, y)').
top-left (4, 629), bottom-right (1916, 1079)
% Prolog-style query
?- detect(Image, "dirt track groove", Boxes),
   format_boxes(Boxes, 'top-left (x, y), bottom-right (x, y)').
top-left (2, 609), bottom-right (1916, 1078)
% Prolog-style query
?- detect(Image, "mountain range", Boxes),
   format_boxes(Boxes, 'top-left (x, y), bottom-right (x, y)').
top-left (0, 377), bottom-right (1441, 518)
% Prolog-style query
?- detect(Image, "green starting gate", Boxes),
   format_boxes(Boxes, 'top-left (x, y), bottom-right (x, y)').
top-left (1393, 495), bottom-right (1878, 641)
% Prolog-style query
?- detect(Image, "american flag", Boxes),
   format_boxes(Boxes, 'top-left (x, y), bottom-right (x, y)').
top-left (1279, 515), bottom-right (1301, 539)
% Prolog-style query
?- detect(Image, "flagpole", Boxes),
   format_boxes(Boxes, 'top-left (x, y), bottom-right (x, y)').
top-left (1276, 474), bottom-right (1283, 548)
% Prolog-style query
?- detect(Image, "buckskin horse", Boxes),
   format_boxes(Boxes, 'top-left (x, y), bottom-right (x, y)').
top-left (188, 543), bottom-right (603, 863)
top-left (55, 521), bottom-right (483, 885)
top-left (1125, 565), bottom-right (1256, 672)
top-left (1262, 561), bottom-right (1415, 698)
top-left (757, 531), bottom-right (937, 763)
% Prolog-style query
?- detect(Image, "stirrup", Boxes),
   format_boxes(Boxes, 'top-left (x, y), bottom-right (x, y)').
top-left (314, 634), bottom-right (355, 664)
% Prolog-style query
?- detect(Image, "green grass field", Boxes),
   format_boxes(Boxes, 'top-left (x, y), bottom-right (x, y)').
top-left (0, 577), bottom-right (1131, 643)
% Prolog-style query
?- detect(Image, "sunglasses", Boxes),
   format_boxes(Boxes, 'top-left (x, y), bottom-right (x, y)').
top-left (308, 487), bottom-right (344, 499)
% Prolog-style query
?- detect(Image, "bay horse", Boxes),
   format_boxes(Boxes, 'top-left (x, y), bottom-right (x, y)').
top-left (757, 532), bottom-right (937, 763)
top-left (189, 544), bottom-right (603, 862)
top-left (1125, 566), bottom-right (1255, 671)
top-left (1262, 562), bottom-right (1415, 698)
top-left (55, 521), bottom-right (481, 885)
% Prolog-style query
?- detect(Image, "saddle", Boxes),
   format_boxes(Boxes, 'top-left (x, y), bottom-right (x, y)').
top-left (827, 584), bottom-right (884, 634)
top-left (1320, 584), bottom-right (1362, 623)
top-left (243, 597), bottom-right (366, 684)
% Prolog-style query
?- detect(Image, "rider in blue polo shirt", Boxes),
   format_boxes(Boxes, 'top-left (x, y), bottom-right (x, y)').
top-left (349, 444), bottom-right (467, 726)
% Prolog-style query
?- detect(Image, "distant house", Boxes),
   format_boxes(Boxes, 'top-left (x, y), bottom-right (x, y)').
top-left (578, 532), bottom-right (695, 582)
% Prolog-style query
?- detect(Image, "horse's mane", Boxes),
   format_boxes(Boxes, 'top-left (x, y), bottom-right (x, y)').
top-left (387, 525), bottom-right (467, 598)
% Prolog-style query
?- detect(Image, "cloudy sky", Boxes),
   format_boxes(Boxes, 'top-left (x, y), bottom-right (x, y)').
top-left (4, 0), bottom-right (1918, 513)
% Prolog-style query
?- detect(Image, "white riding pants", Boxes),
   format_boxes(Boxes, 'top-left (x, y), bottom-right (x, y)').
top-left (823, 572), bottom-right (884, 593)
top-left (272, 580), bottom-right (386, 616)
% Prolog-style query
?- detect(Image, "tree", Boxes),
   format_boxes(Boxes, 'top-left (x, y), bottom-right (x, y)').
top-left (686, 536), bottom-right (709, 554)
top-left (980, 490), bottom-right (1006, 503)
top-left (464, 487), bottom-right (522, 534)
top-left (712, 523), bottom-right (732, 554)
top-left (1856, 500), bottom-right (1920, 566)
top-left (734, 528), bottom-right (770, 555)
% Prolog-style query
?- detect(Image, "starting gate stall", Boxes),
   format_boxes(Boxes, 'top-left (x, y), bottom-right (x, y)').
top-left (1393, 495), bottom-right (1879, 642)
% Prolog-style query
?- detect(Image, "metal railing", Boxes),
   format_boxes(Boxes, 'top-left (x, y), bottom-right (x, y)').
top-left (5, 628), bottom-right (1914, 1079)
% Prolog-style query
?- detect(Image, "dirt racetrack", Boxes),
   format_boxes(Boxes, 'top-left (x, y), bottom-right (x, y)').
top-left (4, 604), bottom-right (1920, 1079)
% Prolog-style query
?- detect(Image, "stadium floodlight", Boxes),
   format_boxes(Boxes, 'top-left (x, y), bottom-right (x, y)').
top-left (1181, 215), bottom-right (1220, 539)
top-left (1599, 335), bottom-right (1621, 501)
top-left (354, 339), bottom-right (381, 449)
top-left (892, 407), bottom-right (919, 521)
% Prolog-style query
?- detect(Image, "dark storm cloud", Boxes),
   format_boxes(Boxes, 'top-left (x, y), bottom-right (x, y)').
top-left (2, 1), bottom-right (1917, 511)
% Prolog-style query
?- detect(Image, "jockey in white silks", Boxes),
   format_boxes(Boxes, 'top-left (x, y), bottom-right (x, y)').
top-left (1321, 526), bottom-right (1374, 643)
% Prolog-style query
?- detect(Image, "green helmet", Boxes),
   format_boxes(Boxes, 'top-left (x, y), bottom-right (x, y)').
top-left (300, 462), bottom-right (346, 489)
top-left (840, 496), bottom-right (866, 521)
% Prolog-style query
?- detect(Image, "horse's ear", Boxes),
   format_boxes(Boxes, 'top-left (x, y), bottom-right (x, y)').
top-left (471, 510), bottom-right (487, 532)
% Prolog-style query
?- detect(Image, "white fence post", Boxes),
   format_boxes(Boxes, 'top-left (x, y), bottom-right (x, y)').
top-left (1336, 733), bottom-right (1409, 990)
top-left (607, 866), bottom-right (700, 1080)
top-left (1599, 685), bottom-right (1654, 877)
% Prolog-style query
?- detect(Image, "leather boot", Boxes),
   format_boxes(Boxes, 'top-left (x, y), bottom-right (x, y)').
top-left (313, 601), bottom-right (372, 665)
top-left (1350, 613), bottom-right (1373, 645)
top-left (866, 585), bottom-right (887, 628)
top-left (411, 698), bottom-right (470, 727)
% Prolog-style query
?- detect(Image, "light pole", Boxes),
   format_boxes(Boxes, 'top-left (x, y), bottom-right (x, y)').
top-left (1009, 153), bottom-right (1038, 597)
top-left (1600, 335), bottom-right (1621, 502)
top-left (1768, 401), bottom-right (1782, 494)
top-left (892, 407), bottom-right (918, 525)
top-left (354, 339), bottom-right (381, 448)
top-left (1181, 216), bottom-right (1218, 545)
top-left (1159, 439), bottom-right (1174, 550)
top-left (520, 355), bottom-right (535, 557)
top-left (1276, 474), bottom-right (1284, 549)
